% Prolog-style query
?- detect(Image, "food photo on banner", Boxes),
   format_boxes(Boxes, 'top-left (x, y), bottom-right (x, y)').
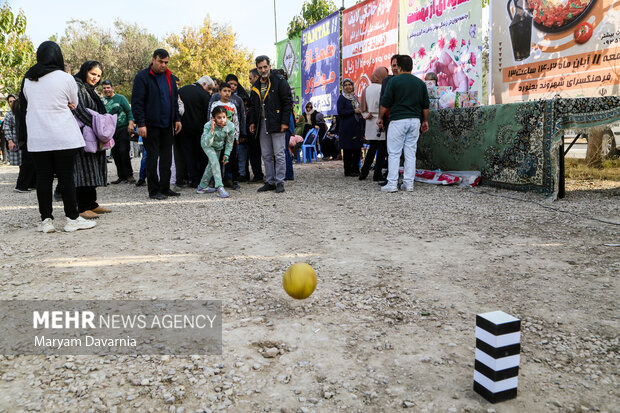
top-left (342, 0), bottom-right (399, 98)
top-left (276, 35), bottom-right (303, 116)
top-left (491, 0), bottom-right (620, 103)
top-left (399, 0), bottom-right (485, 108)
top-left (301, 11), bottom-right (341, 116)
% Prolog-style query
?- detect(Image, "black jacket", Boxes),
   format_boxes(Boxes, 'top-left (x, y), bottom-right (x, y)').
top-left (131, 66), bottom-right (180, 128)
top-left (178, 83), bottom-right (212, 134)
top-left (248, 72), bottom-right (292, 134)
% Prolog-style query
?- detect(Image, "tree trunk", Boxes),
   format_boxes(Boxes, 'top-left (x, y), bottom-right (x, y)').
top-left (585, 130), bottom-right (603, 169)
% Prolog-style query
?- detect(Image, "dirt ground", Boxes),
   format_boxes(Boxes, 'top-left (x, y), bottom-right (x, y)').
top-left (0, 159), bottom-right (618, 413)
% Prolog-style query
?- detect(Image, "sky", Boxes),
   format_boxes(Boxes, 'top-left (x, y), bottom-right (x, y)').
top-left (9, 0), bottom-right (358, 60)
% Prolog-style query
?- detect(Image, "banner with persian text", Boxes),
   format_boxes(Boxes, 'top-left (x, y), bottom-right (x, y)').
top-left (491, 0), bottom-right (620, 103)
top-left (398, 0), bottom-right (484, 97)
top-left (276, 35), bottom-right (303, 116)
top-left (343, 0), bottom-right (399, 98)
top-left (301, 12), bottom-right (341, 117)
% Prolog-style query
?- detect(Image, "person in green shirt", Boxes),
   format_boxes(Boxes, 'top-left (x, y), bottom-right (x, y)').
top-left (378, 55), bottom-right (430, 193)
top-left (196, 106), bottom-right (235, 198)
top-left (102, 80), bottom-right (136, 184)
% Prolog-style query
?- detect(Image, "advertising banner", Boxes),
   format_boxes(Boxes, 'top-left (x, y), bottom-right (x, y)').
top-left (399, 0), bottom-right (484, 98)
top-left (301, 12), bottom-right (341, 116)
top-left (491, 0), bottom-right (620, 103)
top-left (276, 35), bottom-right (302, 116)
top-left (343, 0), bottom-right (399, 98)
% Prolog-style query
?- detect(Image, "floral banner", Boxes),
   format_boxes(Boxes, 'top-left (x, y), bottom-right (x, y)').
top-left (491, 0), bottom-right (620, 103)
top-left (398, 0), bottom-right (484, 97)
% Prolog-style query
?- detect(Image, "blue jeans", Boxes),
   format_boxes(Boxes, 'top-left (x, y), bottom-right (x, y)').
top-left (237, 142), bottom-right (248, 177)
top-left (386, 118), bottom-right (421, 188)
top-left (139, 147), bottom-right (147, 180)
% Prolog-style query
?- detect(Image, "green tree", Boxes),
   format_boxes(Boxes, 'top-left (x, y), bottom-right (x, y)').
top-left (56, 19), bottom-right (158, 100)
top-left (165, 15), bottom-right (253, 88)
top-left (0, 2), bottom-right (35, 103)
top-left (57, 19), bottom-right (117, 75)
top-left (287, 0), bottom-right (337, 39)
top-left (108, 20), bottom-right (159, 98)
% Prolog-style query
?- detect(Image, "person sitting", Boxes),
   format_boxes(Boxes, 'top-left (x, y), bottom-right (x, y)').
top-left (302, 102), bottom-right (326, 142)
top-left (321, 115), bottom-right (340, 160)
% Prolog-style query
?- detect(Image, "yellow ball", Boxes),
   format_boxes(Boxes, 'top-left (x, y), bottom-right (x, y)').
top-left (283, 263), bottom-right (317, 300)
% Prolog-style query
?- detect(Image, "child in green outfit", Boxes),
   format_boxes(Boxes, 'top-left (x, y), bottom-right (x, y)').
top-left (197, 106), bottom-right (235, 198)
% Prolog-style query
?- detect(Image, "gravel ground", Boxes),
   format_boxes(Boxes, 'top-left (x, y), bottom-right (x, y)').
top-left (0, 159), bottom-right (618, 413)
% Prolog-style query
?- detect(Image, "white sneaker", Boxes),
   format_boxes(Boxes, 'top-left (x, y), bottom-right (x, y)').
top-left (380, 184), bottom-right (398, 193)
top-left (400, 183), bottom-right (414, 192)
top-left (37, 218), bottom-right (56, 233)
top-left (64, 216), bottom-right (97, 232)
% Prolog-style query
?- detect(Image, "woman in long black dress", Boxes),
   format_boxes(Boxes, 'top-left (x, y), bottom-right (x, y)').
top-left (336, 78), bottom-right (363, 176)
top-left (72, 61), bottom-right (110, 219)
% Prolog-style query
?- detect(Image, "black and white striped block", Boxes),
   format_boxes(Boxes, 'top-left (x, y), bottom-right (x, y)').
top-left (473, 311), bottom-right (521, 403)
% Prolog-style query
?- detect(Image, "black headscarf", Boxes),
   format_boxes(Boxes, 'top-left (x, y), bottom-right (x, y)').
top-left (74, 60), bottom-right (106, 114)
top-left (24, 41), bottom-right (65, 81)
top-left (18, 41), bottom-right (66, 146)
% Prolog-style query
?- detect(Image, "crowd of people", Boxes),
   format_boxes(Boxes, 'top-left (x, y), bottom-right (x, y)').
top-left (1, 40), bottom-right (430, 233)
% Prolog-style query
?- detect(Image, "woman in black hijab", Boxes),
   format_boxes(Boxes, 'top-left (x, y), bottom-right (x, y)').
top-left (20, 41), bottom-right (96, 233)
top-left (72, 60), bottom-right (110, 219)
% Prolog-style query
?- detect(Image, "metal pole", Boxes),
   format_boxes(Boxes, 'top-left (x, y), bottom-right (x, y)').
top-left (274, 0), bottom-right (278, 44)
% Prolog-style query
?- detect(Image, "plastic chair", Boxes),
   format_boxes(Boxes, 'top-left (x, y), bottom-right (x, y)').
top-left (301, 129), bottom-right (319, 163)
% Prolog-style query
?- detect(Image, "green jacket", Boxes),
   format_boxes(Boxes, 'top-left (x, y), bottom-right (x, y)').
top-left (102, 94), bottom-right (134, 130)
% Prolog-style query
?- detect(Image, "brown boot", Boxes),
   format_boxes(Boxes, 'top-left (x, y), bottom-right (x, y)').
top-left (80, 210), bottom-right (99, 219)
top-left (92, 206), bottom-right (112, 214)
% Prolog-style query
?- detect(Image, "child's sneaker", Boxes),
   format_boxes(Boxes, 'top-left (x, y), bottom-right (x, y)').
top-left (217, 187), bottom-right (229, 198)
top-left (64, 216), bottom-right (97, 232)
top-left (196, 186), bottom-right (216, 194)
top-left (37, 218), bottom-right (56, 233)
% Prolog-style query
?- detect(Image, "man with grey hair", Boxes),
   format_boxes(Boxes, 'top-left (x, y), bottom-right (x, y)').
top-left (177, 75), bottom-right (215, 187)
top-left (248, 55), bottom-right (292, 193)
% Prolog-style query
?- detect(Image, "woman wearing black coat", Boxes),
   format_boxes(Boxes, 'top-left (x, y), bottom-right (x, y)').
top-left (72, 60), bottom-right (110, 219)
top-left (336, 78), bottom-right (363, 176)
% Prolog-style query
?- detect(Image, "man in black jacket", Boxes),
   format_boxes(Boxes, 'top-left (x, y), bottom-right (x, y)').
top-left (178, 75), bottom-right (214, 187)
top-left (248, 55), bottom-right (292, 193)
top-left (131, 49), bottom-right (182, 200)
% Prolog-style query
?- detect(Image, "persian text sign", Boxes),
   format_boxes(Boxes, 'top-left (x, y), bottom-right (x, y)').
top-left (399, 0), bottom-right (483, 97)
top-left (301, 12), bottom-right (340, 116)
top-left (276, 36), bottom-right (302, 116)
top-left (491, 0), bottom-right (620, 103)
top-left (343, 0), bottom-right (399, 98)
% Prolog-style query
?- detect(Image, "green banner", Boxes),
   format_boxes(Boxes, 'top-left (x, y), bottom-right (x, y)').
top-left (276, 36), bottom-right (302, 117)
